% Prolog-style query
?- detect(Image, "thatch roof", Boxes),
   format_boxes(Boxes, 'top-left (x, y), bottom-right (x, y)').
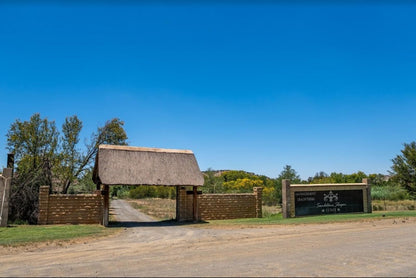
top-left (93, 145), bottom-right (204, 186)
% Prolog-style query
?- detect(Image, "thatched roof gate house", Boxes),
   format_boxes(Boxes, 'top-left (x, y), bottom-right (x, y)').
top-left (93, 145), bottom-right (204, 226)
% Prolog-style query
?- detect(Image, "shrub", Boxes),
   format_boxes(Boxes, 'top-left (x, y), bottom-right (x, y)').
top-left (372, 204), bottom-right (383, 211)
top-left (371, 184), bottom-right (410, 201)
top-left (128, 186), bottom-right (176, 199)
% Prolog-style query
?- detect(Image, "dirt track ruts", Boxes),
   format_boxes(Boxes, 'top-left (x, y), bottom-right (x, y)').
top-left (1, 199), bottom-right (416, 277)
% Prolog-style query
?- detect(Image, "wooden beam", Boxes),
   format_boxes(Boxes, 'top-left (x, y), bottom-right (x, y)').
top-left (193, 186), bottom-right (199, 222)
top-left (102, 184), bottom-right (109, 227)
top-left (175, 186), bottom-right (180, 221)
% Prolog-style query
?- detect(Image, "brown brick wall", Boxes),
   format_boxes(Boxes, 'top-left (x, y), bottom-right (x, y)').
top-left (38, 186), bottom-right (103, 225)
top-left (198, 193), bottom-right (257, 220)
top-left (177, 187), bottom-right (263, 221)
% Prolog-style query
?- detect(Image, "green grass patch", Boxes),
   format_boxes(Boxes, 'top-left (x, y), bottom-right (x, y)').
top-left (204, 211), bottom-right (416, 226)
top-left (127, 198), bottom-right (176, 220)
top-left (0, 224), bottom-right (118, 247)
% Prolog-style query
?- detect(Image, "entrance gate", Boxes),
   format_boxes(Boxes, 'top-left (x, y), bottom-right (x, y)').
top-left (92, 145), bottom-right (204, 226)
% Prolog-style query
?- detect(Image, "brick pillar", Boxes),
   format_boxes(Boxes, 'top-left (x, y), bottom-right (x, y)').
top-left (254, 187), bottom-right (263, 218)
top-left (363, 178), bottom-right (372, 213)
top-left (282, 179), bottom-right (291, 218)
top-left (38, 186), bottom-right (50, 225)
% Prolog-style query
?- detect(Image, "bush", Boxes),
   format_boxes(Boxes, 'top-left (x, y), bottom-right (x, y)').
top-left (263, 187), bottom-right (278, 206)
top-left (371, 184), bottom-right (410, 201)
top-left (110, 186), bottom-right (132, 198)
top-left (372, 204), bottom-right (383, 211)
top-left (128, 186), bottom-right (176, 199)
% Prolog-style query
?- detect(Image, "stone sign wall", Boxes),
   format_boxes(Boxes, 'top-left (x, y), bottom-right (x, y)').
top-left (282, 179), bottom-right (371, 218)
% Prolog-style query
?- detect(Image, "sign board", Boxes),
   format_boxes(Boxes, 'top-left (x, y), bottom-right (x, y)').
top-left (294, 190), bottom-right (364, 216)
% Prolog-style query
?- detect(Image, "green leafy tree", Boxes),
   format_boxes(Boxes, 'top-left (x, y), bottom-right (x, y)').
top-left (6, 113), bottom-right (128, 223)
top-left (202, 168), bottom-right (224, 193)
top-left (308, 171), bottom-right (329, 183)
top-left (223, 178), bottom-right (264, 193)
top-left (6, 113), bottom-right (59, 223)
top-left (60, 117), bottom-right (128, 193)
top-left (7, 113), bottom-right (58, 178)
top-left (58, 115), bottom-right (83, 193)
top-left (391, 141), bottom-right (416, 196)
top-left (220, 170), bottom-right (253, 182)
top-left (277, 165), bottom-right (301, 184)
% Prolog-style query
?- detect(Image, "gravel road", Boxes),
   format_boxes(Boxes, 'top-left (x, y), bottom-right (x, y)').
top-left (1, 199), bottom-right (416, 277)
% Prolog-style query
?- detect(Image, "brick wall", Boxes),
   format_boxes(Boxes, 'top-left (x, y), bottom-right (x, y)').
top-left (39, 185), bottom-right (264, 225)
top-left (38, 186), bottom-right (103, 225)
top-left (199, 193), bottom-right (256, 220)
top-left (177, 187), bottom-right (263, 221)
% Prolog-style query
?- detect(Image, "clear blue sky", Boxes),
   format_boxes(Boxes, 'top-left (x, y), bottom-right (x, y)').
top-left (1, 2), bottom-right (416, 180)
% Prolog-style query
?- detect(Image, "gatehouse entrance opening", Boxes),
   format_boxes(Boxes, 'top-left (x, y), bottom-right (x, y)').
top-left (92, 145), bottom-right (204, 226)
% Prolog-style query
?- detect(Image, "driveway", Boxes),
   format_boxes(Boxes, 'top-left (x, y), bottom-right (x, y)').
top-left (1, 199), bottom-right (415, 277)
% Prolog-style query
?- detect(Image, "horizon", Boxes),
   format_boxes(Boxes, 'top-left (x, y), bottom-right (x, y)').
top-left (1, 2), bottom-right (415, 180)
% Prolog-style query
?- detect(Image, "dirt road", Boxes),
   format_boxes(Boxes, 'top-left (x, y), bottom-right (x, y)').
top-left (1, 199), bottom-right (416, 277)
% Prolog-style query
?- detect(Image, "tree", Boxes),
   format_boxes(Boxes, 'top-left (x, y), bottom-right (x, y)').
top-left (60, 117), bottom-right (128, 193)
top-left (202, 168), bottom-right (224, 193)
top-left (58, 115), bottom-right (83, 193)
top-left (391, 141), bottom-right (416, 196)
top-left (223, 178), bottom-right (264, 193)
top-left (277, 165), bottom-right (301, 183)
top-left (220, 170), bottom-right (253, 182)
top-left (6, 113), bottom-right (59, 223)
top-left (308, 171), bottom-right (328, 183)
top-left (7, 113), bottom-right (58, 178)
top-left (6, 113), bottom-right (129, 223)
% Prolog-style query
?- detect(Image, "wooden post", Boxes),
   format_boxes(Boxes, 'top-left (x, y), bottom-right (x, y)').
top-left (282, 179), bottom-right (291, 218)
top-left (0, 168), bottom-right (12, 227)
top-left (102, 184), bottom-right (109, 227)
top-left (175, 186), bottom-right (180, 221)
top-left (193, 186), bottom-right (199, 222)
top-left (363, 178), bottom-right (372, 213)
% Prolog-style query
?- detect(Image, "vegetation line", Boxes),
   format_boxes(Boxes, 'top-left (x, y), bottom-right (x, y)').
top-left (0, 224), bottom-right (118, 247)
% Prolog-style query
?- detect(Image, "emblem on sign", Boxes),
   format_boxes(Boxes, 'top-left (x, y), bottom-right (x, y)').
top-left (323, 191), bottom-right (338, 203)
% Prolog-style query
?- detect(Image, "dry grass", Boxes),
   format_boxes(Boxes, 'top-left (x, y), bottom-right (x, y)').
top-left (262, 204), bottom-right (281, 217)
top-left (372, 199), bottom-right (416, 211)
top-left (128, 198), bottom-right (176, 220)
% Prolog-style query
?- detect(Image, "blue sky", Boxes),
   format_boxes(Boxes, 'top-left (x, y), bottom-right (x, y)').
top-left (1, 2), bottom-right (416, 179)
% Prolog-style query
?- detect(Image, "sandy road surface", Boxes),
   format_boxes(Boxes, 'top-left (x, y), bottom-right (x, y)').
top-left (1, 199), bottom-right (416, 277)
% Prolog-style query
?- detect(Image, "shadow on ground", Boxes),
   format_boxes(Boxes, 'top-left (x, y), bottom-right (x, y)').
top-left (108, 220), bottom-right (208, 228)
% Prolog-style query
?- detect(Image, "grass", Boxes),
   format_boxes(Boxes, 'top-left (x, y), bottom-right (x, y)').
top-left (128, 198), bottom-right (176, 220)
top-left (206, 210), bottom-right (416, 225)
top-left (263, 205), bottom-right (282, 217)
top-left (0, 224), bottom-right (118, 247)
top-left (372, 199), bottom-right (416, 211)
